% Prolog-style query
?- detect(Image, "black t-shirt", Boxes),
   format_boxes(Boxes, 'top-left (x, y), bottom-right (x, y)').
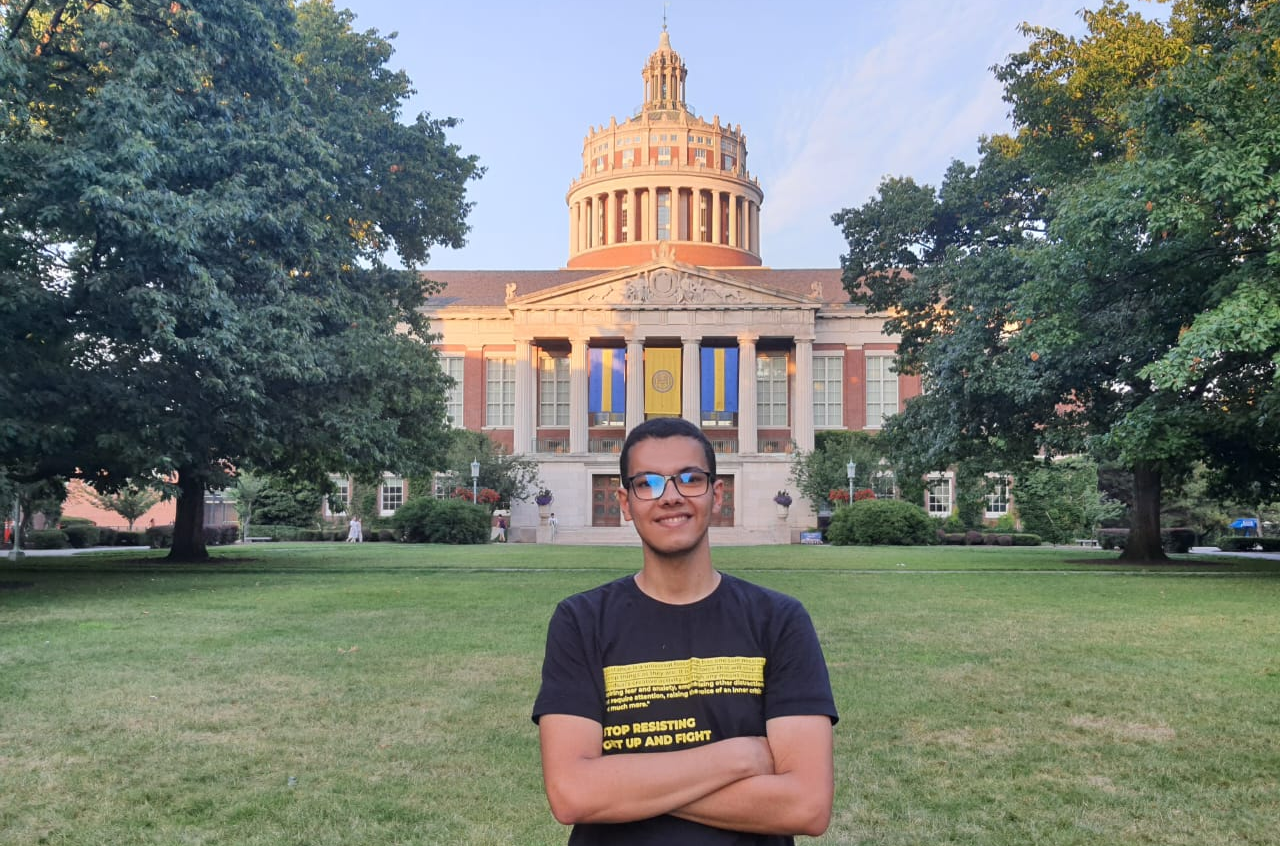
top-left (532, 573), bottom-right (838, 845)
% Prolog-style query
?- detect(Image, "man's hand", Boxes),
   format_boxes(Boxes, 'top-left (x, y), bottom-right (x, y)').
top-left (539, 715), bottom-right (775, 825)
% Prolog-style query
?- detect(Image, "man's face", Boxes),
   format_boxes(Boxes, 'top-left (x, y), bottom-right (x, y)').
top-left (618, 435), bottom-right (723, 557)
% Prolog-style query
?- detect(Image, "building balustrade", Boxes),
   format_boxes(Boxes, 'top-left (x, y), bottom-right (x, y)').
top-left (757, 438), bottom-right (794, 454)
top-left (708, 437), bottom-right (738, 454)
top-left (589, 437), bottom-right (625, 454)
top-left (535, 437), bottom-right (571, 454)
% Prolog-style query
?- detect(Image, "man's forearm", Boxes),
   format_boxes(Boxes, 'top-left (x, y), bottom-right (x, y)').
top-left (542, 731), bottom-right (773, 826)
top-left (670, 770), bottom-right (832, 836)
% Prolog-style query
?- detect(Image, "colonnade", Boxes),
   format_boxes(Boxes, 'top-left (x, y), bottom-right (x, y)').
top-left (569, 185), bottom-right (761, 257)
top-left (511, 334), bottom-right (814, 456)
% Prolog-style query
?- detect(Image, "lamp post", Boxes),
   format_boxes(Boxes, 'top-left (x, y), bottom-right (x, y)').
top-left (470, 458), bottom-right (480, 503)
top-left (846, 461), bottom-right (857, 504)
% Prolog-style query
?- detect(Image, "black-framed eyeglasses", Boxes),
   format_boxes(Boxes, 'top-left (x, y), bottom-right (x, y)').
top-left (625, 470), bottom-right (713, 500)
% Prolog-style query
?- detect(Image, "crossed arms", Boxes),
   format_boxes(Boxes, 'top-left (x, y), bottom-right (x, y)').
top-left (538, 713), bottom-right (834, 836)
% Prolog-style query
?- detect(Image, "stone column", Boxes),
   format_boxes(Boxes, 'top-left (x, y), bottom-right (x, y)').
top-left (626, 336), bottom-right (645, 432)
top-left (712, 192), bottom-right (722, 245)
top-left (569, 336), bottom-right (590, 453)
top-left (793, 337), bottom-right (815, 452)
top-left (728, 194), bottom-right (739, 248)
top-left (682, 336), bottom-right (701, 427)
top-left (514, 339), bottom-right (535, 454)
top-left (649, 185), bottom-right (660, 244)
top-left (737, 333), bottom-right (758, 454)
top-left (632, 187), bottom-right (643, 242)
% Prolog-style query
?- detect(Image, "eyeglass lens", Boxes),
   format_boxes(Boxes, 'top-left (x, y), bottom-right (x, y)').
top-left (629, 471), bottom-right (711, 499)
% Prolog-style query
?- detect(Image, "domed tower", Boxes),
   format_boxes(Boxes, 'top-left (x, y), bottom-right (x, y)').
top-left (565, 27), bottom-right (764, 269)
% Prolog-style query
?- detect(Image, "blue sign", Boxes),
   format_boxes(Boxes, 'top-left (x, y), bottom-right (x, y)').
top-left (800, 531), bottom-right (824, 545)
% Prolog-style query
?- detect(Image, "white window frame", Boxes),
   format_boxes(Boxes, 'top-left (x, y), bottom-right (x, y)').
top-left (985, 474), bottom-right (1012, 518)
top-left (380, 476), bottom-right (404, 516)
top-left (324, 475), bottom-right (350, 518)
top-left (538, 354), bottom-right (570, 427)
top-left (441, 355), bottom-right (464, 428)
top-left (926, 473), bottom-right (953, 517)
top-left (485, 357), bottom-right (515, 428)
top-left (866, 355), bottom-right (899, 429)
top-left (756, 353), bottom-right (789, 427)
top-left (812, 354), bottom-right (844, 429)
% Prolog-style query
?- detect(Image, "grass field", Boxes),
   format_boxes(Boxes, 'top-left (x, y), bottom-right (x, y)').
top-left (2, 543), bottom-right (1278, 845)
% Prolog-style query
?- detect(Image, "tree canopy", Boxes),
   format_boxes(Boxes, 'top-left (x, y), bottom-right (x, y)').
top-left (1, 1), bottom-right (481, 559)
top-left (834, 0), bottom-right (1280, 562)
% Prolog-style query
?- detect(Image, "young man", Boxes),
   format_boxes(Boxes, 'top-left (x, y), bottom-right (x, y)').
top-left (532, 417), bottom-right (838, 844)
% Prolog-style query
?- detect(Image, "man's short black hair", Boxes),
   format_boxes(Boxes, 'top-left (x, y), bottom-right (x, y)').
top-left (619, 418), bottom-right (717, 482)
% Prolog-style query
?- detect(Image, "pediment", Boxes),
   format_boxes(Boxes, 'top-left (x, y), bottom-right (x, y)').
top-left (507, 259), bottom-right (818, 310)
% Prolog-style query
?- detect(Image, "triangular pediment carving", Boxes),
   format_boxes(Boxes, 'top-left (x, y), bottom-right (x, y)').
top-left (509, 258), bottom-right (817, 310)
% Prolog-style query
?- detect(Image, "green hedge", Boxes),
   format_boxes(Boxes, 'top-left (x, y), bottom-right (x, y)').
top-left (392, 497), bottom-right (490, 544)
top-left (1216, 536), bottom-right (1280, 552)
top-left (62, 524), bottom-right (101, 548)
top-left (25, 529), bottom-right (69, 549)
top-left (827, 499), bottom-right (935, 546)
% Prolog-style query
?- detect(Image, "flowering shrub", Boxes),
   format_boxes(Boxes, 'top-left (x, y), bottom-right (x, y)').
top-left (535, 489), bottom-right (554, 506)
top-left (454, 486), bottom-right (501, 505)
top-left (773, 490), bottom-right (793, 506)
top-left (828, 488), bottom-right (851, 504)
top-left (853, 488), bottom-right (877, 502)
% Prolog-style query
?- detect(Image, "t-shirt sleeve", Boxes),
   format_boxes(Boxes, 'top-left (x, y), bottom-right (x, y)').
top-left (764, 600), bottom-right (839, 725)
top-left (531, 600), bottom-right (604, 725)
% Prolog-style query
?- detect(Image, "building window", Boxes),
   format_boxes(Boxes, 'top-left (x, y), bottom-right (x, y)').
top-left (539, 354), bottom-right (570, 427)
top-left (986, 474), bottom-right (1012, 517)
top-left (812, 354), bottom-right (843, 428)
top-left (872, 470), bottom-right (897, 499)
top-left (926, 475), bottom-right (952, 517)
top-left (621, 148), bottom-right (635, 168)
top-left (756, 353), bottom-right (789, 427)
top-left (486, 357), bottom-right (515, 427)
top-left (657, 189), bottom-right (671, 241)
top-left (866, 356), bottom-right (899, 428)
top-left (380, 476), bottom-right (404, 516)
top-left (695, 148), bottom-right (707, 166)
top-left (326, 475), bottom-right (350, 517)
top-left (620, 195), bottom-right (629, 242)
top-left (441, 355), bottom-right (464, 427)
top-left (658, 145), bottom-right (671, 165)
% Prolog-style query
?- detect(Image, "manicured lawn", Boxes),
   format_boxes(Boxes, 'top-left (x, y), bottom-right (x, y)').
top-left (2, 544), bottom-right (1277, 845)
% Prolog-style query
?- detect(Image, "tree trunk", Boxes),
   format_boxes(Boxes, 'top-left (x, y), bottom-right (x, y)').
top-left (1118, 462), bottom-right (1168, 563)
top-left (168, 468), bottom-right (209, 561)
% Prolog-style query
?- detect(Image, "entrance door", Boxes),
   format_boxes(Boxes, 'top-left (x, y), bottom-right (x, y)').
top-left (711, 474), bottom-right (735, 527)
top-left (591, 475), bottom-right (622, 527)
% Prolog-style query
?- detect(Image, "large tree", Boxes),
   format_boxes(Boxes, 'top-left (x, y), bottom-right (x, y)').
top-left (1, 1), bottom-right (480, 560)
top-left (834, 0), bottom-right (1278, 562)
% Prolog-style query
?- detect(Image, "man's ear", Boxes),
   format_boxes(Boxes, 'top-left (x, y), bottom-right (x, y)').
top-left (617, 486), bottom-right (633, 523)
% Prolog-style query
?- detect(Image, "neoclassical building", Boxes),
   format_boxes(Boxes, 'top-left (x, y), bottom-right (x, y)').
top-left (421, 28), bottom-right (923, 543)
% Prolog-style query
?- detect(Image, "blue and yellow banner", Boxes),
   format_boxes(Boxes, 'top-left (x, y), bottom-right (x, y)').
top-left (644, 348), bottom-right (682, 416)
top-left (588, 348), bottom-right (626, 414)
top-left (700, 347), bottom-right (739, 413)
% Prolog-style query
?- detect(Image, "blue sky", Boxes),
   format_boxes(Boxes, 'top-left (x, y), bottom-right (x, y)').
top-left (339, 0), bottom-right (1166, 270)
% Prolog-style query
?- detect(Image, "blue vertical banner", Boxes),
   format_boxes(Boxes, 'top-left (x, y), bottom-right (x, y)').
top-left (589, 348), bottom-right (626, 414)
top-left (700, 347), bottom-right (739, 413)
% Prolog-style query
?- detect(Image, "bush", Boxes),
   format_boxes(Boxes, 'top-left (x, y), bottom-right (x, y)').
top-left (25, 529), bottom-right (69, 549)
top-left (1163, 527), bottom-right (1196, 554)
top-left (201, 524), bottom-right (240, 546)
top-left (1011, 533), bottom-right (1042, 546)
top-left (964, 530), bottom-right (984, 546)
top-left (392, 497), bottom-right (490, 544)
top-left (146, 524), bottom-right (174, 548)
top-left (827, 499), bottom-right (935, 546)
top-left (1216, 536), bottom-right (1280, 552)
top-left (96, 527), bottom-right (118, 547)
top-left (118, 531), bottom-right (148, 546)
top-left (63, 524), bottom-right (101, 549)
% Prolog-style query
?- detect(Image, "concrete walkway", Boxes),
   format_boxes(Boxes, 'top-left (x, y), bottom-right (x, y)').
top-left (5, 545), bottom-right (151, 558)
